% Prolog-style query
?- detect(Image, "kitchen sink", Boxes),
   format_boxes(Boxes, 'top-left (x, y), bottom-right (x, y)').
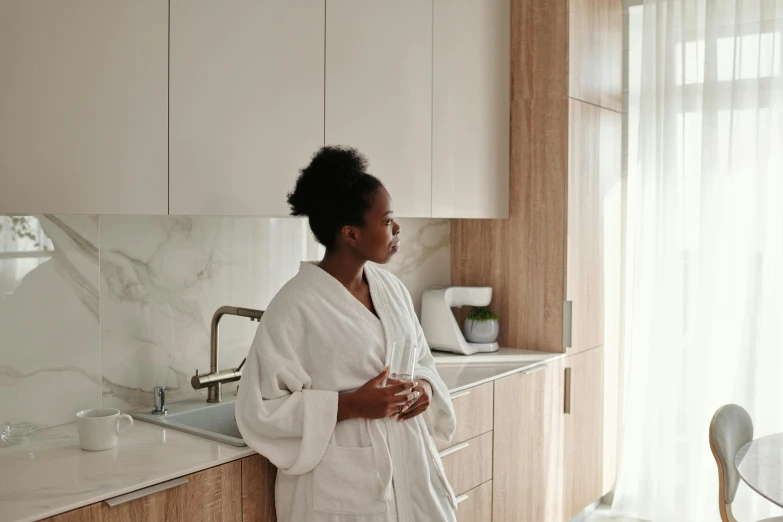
top-left (132, 396), bottom-right (246, 447)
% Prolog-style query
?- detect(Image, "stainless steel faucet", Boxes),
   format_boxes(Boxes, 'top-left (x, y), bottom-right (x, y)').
top-left (191, 306), bottom-right (263, 403)
top-left (151, 386), bottom-right (167, 414)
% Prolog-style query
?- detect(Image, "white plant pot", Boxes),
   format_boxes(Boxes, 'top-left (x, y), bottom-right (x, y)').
top-left (463, 318), bottom-right (499, 344)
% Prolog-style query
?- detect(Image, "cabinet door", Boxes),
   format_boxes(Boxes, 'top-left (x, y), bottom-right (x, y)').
top-left (241, 455), bottom-right (277, 522)
top-left (441, 432), bottom-right (493, 497)
top-left (0, 0), bottom-right (168, 214)
top-left (493, 362), bottom-right (564, 522)
top-left (100, 461), bottom-right (242, 522)
top-left (169, 1), bottom-right (325, 216)
top-left (566, 100), bottom-right (621, 353)
top-left (432, 0), bottom-right (510, 218)
top-left (435, 382), bottom-right (494, 452)
top-left (456, 480), bottom-right (493, 522)
top-left (562, 347), bottom-right (604, 519)
top-left (325, 1), bottom-right (432, 217)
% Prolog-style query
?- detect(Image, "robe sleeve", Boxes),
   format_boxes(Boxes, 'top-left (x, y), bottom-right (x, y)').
top-left (413, 321), bottom-right (457, 442)
top-left (235, 307), bottom-right (338, 476)
top-left (391, 278), bottom-right (457, 442)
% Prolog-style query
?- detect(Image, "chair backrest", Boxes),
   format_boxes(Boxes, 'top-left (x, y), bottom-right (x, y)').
top-left (709, 404), bottom-right (754, 522)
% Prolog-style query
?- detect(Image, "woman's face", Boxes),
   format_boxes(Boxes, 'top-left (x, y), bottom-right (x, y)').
top-left (352, 186), bottom-right (401, 264)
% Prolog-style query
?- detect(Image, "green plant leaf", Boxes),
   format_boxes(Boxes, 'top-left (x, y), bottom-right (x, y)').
top-left (466, 306), bottom-right (498, 322)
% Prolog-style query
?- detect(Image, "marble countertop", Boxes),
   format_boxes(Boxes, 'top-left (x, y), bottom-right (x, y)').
top-left (0, 348), bottom-right (560, 522)
top-left (434, 347), bottom-right (564, 393)
top-left (0, 420), bottom-right (254, 522)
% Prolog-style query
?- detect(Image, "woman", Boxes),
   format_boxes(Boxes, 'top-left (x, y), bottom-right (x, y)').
top-left (235, 146), bottom-right (458, 521)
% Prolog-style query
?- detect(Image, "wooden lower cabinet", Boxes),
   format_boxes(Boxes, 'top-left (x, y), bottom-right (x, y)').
top-left (42, 461), bottom-right (244, 522)
top-left (493, 361), bottom-right (565, 522)
top-left (101, 461), bottom-right (241, 522)
top-left (42, 353), bottom-right (604, 522)
top-left (435, 382), bottom-right (494, 452)
top-left (241, 454), bottom-right (277, 522)
top-left (492, 351), bottom-right (604, 522)
top-left (562, 347), bottom-right (604, 519)
top-left (456, 480), bottom-right (493, 522)
top-left (441, 431), bottom-right (494, 496)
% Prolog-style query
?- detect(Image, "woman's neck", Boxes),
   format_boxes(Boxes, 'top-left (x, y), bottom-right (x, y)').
top-left (318, 249), bottom-right (367, 291)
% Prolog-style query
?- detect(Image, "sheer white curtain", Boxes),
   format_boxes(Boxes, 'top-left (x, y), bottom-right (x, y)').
top-left (614, 0), bottom-right (783, 520)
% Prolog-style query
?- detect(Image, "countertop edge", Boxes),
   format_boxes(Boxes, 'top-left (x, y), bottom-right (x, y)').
top-left (433, 347), bottom-right (564, 364)
top-left (442, 353), bottom-right (565, 394)
top-left (11, 447), bottom-right (255, 522)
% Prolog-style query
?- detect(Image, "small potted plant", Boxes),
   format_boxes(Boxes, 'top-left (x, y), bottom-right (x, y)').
top-left (463, 306), bottom-right (499, 344)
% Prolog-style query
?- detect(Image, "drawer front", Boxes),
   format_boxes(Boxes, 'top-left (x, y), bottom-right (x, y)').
top-left (435, 381), bottom-right (494, 451)
top-left (440, 431), bottom-right (493, 496)
top-left (456, 480), bottom-right (493, 522)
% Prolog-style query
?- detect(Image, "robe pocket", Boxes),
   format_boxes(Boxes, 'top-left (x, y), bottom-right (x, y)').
top-left (312, 444), bottom-right (389, 515)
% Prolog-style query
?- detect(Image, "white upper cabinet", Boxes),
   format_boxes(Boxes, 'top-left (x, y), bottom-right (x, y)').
top-left (169, 1), bottom-right (325, 216)
top-left (432, 0), bottom-right (510, 218)
top-left (0, 0), bottom-right (168, 214)
top-left (325, 1), bottom-right (433, 218)
top-left (1, 1), bottom-right (507, 217)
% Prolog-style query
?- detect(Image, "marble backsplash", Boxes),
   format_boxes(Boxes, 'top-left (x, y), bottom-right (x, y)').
top-left (0, 216), bottom-right (449, 428)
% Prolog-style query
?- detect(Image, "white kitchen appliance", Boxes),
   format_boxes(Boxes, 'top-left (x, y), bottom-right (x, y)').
top-left (420, 286), bottom-right (499, 355)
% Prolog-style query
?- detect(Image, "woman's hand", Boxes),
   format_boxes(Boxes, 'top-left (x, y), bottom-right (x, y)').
top-left (394, 379), bottom-right (432, 422)
top-left (338, 367), bottom-right (416, 421)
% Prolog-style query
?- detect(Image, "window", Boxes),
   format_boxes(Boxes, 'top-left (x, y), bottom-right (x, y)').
top-left (0, 216), bottom-right (54, 300)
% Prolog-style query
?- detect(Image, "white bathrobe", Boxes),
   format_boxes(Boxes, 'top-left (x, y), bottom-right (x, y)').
top-left (236, 262), bottom-right (458, 522)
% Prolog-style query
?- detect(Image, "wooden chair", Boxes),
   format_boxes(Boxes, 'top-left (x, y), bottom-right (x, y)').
top-left (709, 404), bottom-right (783, 522)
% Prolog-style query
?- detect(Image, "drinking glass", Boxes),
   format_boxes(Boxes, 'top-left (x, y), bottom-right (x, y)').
top-left (389, 340), bottom-right (417, 383)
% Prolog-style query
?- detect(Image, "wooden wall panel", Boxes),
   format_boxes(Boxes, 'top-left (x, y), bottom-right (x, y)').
top-left (513, 0), bottom-right (567, 100)
top-left (452, 98), bottom-right (568, 353)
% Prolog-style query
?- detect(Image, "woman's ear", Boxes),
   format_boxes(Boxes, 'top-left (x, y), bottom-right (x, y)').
top-left (340, 225), bottom-right (359, 247)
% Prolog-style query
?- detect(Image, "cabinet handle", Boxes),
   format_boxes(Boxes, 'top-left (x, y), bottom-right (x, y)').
top-left (438, 441), bottom-right (470, 458)
top-left (450, 390), bottom-right (471, 400)
top-left (456, 493), bottom-right (470, 504)
top-left (104, 477), bottom-right (189, 507)
top-left (562, 300), bottom-right (573, 348)
top-left (564, 367), bottom-right (572, 414)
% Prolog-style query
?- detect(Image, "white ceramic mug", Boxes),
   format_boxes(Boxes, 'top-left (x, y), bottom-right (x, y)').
top-left (75, 408), bottom-right (133, 451)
